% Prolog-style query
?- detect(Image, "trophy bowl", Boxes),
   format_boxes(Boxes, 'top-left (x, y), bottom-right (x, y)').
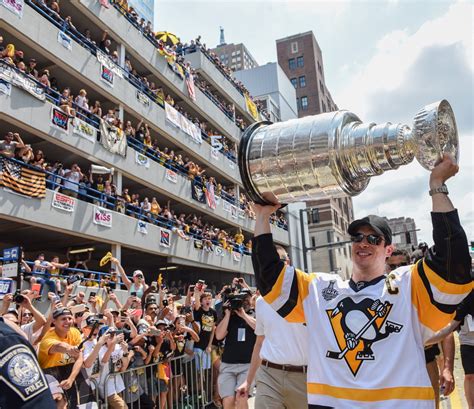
top-left (239, 100), bottom-right (459, 205)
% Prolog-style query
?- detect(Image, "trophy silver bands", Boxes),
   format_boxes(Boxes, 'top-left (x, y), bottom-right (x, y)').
top-left (238, 100), bottom-right (458, 205)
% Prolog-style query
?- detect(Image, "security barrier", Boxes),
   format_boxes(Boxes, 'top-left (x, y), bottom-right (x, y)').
top-left (101, 353), bottom-right (215, 408)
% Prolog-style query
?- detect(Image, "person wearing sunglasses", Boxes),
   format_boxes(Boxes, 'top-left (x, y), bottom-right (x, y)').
top-left (251, 154), bottom-right (471, 409)
top-left (385, 249), bottom-right (410, 273)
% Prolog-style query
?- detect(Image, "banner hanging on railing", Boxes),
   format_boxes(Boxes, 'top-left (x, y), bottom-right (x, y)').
top-left (136, 90), bottom-right (150, 107)
top-left (137, 220), bottom-right (148, 235)
top-left (190, 180), bottom-right (206, 204)
top-left (222, 200), bottom-right (231, 213)
top-left (0, 79), bottom-right (12, 96)
top-left (135, 151), bottom-right (150, 168)
top-left (0, 0), bottom-right (24, 18)
top-left (215, 246), bottom-right (224, 257)
top-left (100, 65), bottom-right (114, 87)
top-left (185, 70), bottom-right (196, 101)
top-left (165, 169), bottom-right (177, 184)
top-left (100, 120), bottom-right (127, 157)
top-left (51, 191), bottom-right (76, 212)
top-left (0, 62), bottom-right (46, 100)
top-left (96, 50), bottom-right (124, 79)
top-left (72, 117), bottom-right (97, 143)
top-left (205, 181), bottom-right (217, 210)
top-left (50, 107), bottom-right (69, 132)
top-left (57, 30), bottom-right (72, 51)
top-left (164, 103), bottom-right (202, 144)
top-left (93, 206), bottom-right (112, 227)
top-left (231, 205), bottom-right (238, 219)
top-left (232, 251), bottom-right (242, 262)
top-left (159, 228), bottom-right (171, 247)
top-left (165, 102), bottom-right (181, 128)
top-left (0, 157), bottom-right (46, 198)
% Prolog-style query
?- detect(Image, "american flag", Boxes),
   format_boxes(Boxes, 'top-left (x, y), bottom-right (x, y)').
top-left (0, 157), bottom-right (46, 198)
top-left (205, 181), bottom-right (217, 210)
top-left (185, 70), bottom-right (196, 102)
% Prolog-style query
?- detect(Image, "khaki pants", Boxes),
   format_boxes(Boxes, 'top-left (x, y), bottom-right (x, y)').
top-left (255, 365), bottom-right (308, 409)
top-left (107, 393), bottom-right (128, 409)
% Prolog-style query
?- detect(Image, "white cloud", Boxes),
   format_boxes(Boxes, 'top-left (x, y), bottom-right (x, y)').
top-left (333, 1), bottom-right (474, 241)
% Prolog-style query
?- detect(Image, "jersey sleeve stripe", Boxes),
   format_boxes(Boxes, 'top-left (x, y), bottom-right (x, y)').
top-left (411, 264), bottom-right (456, 331)
top-left (270, 266), bottom-right (297, 311)
top-left (262, 263), bottom-right (287, 304)
top-left (276, 270), bottom-right (299, 317)
top-left (423, 260), bottom-right (473, 295)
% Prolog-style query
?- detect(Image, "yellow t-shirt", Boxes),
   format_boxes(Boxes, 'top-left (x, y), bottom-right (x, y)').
top-left (38, 327), bottom-right (82, 369)
top-left (234, 234), bottom-right (244, 245)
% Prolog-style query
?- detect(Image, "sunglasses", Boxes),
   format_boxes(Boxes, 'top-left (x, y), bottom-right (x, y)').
top-left (350, 233), bottom-right (384, 246)
top-left (388, 262), bottom-right (408, 271)
top-left (22, 313), bottom-right (32, 317)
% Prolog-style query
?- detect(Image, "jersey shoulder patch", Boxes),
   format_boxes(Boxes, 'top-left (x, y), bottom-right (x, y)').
top-left (0, 344), bottom-right (49, 401)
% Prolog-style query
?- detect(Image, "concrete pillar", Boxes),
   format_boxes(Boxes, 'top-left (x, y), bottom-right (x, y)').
top-left (235, 184), bottom-right (240, 206)
top-left (118, 43), bottom-right (126, 68)
top-left (286, 203), bottom-right (312, 273)
top-left (111, 243), bottom-right (121, 262)
top-left (114, 170), bottom-right (123, 194)
top-left (117, 104), bottom-right (124, 122)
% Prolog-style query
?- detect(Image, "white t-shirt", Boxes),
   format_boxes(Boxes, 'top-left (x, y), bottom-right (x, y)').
top-left (63, 170), bottom-right (81, 192)
top-left (255, 296), bottom-right (308, 366)
top-left (21, 321), bottom-right (42, 351)
top-left (459, 315), bottom-right (474, 346)
top-left (83, 339), bottom-right (101, 387)
top-left (98, 344), bottom-right (125, 398)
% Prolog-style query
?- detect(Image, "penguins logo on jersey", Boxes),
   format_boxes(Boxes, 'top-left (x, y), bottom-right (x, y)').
top-left (326, 297), bottom-right (403, 376)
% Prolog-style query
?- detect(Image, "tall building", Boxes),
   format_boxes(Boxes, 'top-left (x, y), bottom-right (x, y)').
top-left (233, 62), bottom-right (298, 122)
top-left (211, 42), bottom-right (258, 71)
top-left (276, 31), bottom-right (337, 117)
top-left (276, 31), bottom-right (351, 277)
top-left (385, 217), bottom-right (418, 253)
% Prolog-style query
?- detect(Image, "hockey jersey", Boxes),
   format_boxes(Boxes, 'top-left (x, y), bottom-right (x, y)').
top-left (252, 210), bottom-right (472, 409)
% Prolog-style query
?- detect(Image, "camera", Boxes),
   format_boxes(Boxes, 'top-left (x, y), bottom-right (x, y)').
top-left (226, 293), bottom-right (246, 310)
top-left (162, 299), bottom-right (169, 307)
top-left (13, 292), bottom-right (25, 304)
top-left (166, 323), bottom-right (176, 331)
top-left (67, 274), bottom-right (82, 285)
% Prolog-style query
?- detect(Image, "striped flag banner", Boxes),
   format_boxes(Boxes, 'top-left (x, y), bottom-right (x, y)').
top-left (185, 70), bottom-right (196, 102)
top-left (205, 181), bottom-right (217, 210)
top-left (0, 157), bottom-right (46, 198)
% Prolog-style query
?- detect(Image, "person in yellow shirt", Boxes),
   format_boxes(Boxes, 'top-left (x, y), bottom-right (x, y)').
top-left (38, 308), bottom-right (86, 408)
top-left (234, 228), bottom-right (245, 254)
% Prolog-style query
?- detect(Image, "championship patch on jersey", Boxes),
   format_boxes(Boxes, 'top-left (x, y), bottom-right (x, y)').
top-left (325, 297), bottom-right (403, 376)
top-left (0, 345), bottom-right (49, 401)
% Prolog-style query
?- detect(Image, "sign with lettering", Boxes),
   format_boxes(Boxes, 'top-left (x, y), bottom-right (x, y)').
top-left (50, 106), bottom-right (69, 131)
top-left (93, 206), bottom-right (112, 227)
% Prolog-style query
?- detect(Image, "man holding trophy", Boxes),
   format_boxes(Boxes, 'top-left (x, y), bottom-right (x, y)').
top-left (240, 100), bottom-right (472, 408)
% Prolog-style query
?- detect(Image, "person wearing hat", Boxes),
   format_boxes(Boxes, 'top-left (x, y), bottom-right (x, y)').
top-left (251, 154), bottom-right (472, 409)
top-left (111, 257), bottom-right (148, 299)
top-left (38, 307), bottom-right (85, 408)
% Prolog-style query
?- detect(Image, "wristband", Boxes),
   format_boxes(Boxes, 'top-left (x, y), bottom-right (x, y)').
top-left (429, 184), bottom-right (448, 196)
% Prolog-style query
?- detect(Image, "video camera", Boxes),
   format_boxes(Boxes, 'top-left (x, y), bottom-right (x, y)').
top-left (225, 293), bottom-right (246, 310)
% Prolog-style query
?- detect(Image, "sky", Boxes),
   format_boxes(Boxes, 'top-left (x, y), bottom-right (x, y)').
top-left (155, 0), bottom-right (474, 243)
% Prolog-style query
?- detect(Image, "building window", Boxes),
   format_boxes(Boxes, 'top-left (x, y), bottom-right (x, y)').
top-left (311, 236), bottom-right (316, 248)
top-left (288, 58), bottom-right (296, 70)
top-left (237, 56), bottom-right (241, 62)
top-left (297, 56), bottom-right (304, 67)
top-left (322, 102), bottom-right (327, 112)
top-left (296, 97), bottom-right (299, 109)
top-left (290, 78), bottom-right (297, 88)
top-left (320, 80), bottom-right (325, 94)
top-left (236, 50), bottom-right (241, 55)
top-left (301, 96), bottom-right (308, 110)
top-left (299, 76), bottom-right (306, 88)
top-left (291, 41), bottom-right (298, 54)
top-left (308, 208), bottom-right (320, 224)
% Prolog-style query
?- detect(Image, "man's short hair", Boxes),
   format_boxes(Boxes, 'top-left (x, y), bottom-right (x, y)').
top-left (391, 249), bottom-right (410, 260)
top-left (200, 292), bottom-right (212, 301)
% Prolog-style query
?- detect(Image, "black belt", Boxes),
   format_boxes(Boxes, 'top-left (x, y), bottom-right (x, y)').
top-left (261, 359), bottom-right (307, 373)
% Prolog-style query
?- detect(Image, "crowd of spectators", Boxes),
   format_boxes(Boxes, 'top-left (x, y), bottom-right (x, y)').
top-left (0, 127), bottom-right (289, 236)
top-left (105, 0), bottom-right (268, 122)
top-left (0, 251), bottom-right (260, 408)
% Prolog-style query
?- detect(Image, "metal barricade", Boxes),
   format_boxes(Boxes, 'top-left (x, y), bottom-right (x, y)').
top-left (100, 352), bottom-right (215, 409)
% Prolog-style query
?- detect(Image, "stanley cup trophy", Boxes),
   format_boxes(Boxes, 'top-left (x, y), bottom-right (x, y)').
top-left (238, 100), bottom-right (458, 205)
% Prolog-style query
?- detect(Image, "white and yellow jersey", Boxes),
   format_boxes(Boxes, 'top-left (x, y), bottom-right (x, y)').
top-left (253, 210), bottom-right (472, 409)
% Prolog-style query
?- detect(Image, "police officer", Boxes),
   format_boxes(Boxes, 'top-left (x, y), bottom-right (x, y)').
top-left (0, 317), bottom-right (55, 408)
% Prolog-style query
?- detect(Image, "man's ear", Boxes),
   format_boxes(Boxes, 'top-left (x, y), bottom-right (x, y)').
top-left (385, 244), bottom-right (394, 258)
